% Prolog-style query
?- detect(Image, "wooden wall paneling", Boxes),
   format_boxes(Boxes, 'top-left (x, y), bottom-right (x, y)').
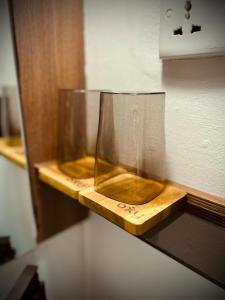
top-left (10, 0), bottom-right (87, 241)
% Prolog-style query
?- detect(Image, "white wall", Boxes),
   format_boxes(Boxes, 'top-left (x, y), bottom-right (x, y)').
top-left (0, 158), bottom-right (36, 256)
top-left (82, 0), bottom-right (225, 298)
top-left (0, 213), bottom-right (225, 300)
top-left (0, 0), bottom-right (17, 86)
top-left (0, 0), bottom-right (36, 255)
top-left (84, 0), bottom-right (225, 198)
top-left (83, 212), bottom-right (225, 300)
top-left (0, 207), bottom-right (222, 299)
top-left (0, 221), bottom-right (86, 300)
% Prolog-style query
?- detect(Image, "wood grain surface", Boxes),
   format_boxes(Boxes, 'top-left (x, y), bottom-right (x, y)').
top-left (79, 183), bottom-right (186, 236)
top-left (0, 138), bottom-right (8, 148)
top-left (37, 160), bottom-right (94, 200)
top-left (11, 0), bottom-right (86, 241)
top-left (169, 181), bottom-right (225, 226)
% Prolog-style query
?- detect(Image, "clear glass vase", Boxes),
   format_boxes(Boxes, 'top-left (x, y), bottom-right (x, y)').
top-left (58, 89), bottom-right (100, 179)
top-left (94, 92), bottom-right (166, 205)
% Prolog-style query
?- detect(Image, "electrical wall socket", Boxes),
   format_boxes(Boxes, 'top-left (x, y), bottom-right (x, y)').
top-left (159, 0), bottom-right (225, 59)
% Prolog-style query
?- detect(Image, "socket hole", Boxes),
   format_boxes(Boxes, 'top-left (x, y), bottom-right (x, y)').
top-left (185, 12), bottom-right (190, 20)
top-left (185, 1), bottom-right (192, 12)
top-left (173, 27), bottom-right (183, 35)
top-left (191, 24), bottom-right (201, 33)
top-left (185, 1), bottom-right (192, 20)
top-left (166, 8), bottom-right (173, 18)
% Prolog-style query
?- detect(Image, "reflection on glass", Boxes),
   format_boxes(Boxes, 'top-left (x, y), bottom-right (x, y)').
top-left (94, 92), bottom-right (166, 205)
top-left (0, 85), bottom-right (22, 146)
top-left (0, 0), bottom-right (36, 257)
top-left (58, 89), bottom-right (100, 179)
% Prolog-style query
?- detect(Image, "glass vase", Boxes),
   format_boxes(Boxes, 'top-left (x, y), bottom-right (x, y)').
top-left (94, 92), bottom-right (166, 205)
top-left (58, 89), bottom-right (100, 179)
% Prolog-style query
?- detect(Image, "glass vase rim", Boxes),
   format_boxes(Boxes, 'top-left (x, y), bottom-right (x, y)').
top-left (59, 89), bottom-right (101, 93)
top-left (59, 89), bottom-right (165, 96)
top-left (100, 91), bottom-right (165, 96)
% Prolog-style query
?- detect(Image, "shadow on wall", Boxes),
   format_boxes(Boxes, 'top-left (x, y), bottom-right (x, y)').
top-left (162, 56), bottom-right (225, 88)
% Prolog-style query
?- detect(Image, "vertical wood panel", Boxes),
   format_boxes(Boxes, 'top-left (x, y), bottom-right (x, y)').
top-left (11, 0), bottom-right (86, 240)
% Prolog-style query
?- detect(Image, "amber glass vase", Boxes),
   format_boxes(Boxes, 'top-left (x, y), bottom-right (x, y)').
top-left (58, 89), bottom-right (100, 179)
top-left (94, 92), bottom-right (166, 205)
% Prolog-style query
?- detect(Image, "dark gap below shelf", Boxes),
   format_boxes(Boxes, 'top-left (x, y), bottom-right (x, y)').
top-left (141, 206), bottom-right (225, 289)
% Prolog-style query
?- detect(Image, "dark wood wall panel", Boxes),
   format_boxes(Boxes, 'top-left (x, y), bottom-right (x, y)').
top-left (11, 0), bottom-right (86, 240)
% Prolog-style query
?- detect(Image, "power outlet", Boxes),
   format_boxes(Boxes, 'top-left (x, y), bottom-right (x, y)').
top-left (159, 0), bottom-right (225, 59)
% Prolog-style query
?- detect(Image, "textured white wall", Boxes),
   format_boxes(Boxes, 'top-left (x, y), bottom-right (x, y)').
top-left (81, 1), bottom-right (225, 297)
top-left (84, 0), bottom-right (225, 198)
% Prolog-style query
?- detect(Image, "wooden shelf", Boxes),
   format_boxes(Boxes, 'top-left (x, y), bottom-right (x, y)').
top-left (36, 160), bottom-right (186, 235)
top-left (79, 184), bottom-right (186, 236)
top-left (36, 158), bottom-right (225, 236)
top-left (36, 159), bottom-right (186, 235)
top-left (36, 161), bottom-right (94, 200)
top-left (0, 138), bottom-right (7, 148)
top-left (0, 138), bottom-right (26, 169)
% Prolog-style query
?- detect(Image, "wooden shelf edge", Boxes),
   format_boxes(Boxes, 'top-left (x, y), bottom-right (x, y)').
top-left (0, 145), bottom-right (26, 169)
top-left (0, 138), bottom-right (8, 148)
top-left (79, 185), bottom-right (186, 236)
top-left (36, 161), bottom-right (94, 200)
top-left (169, 181), bottom-right (225, 226)
top-left (35, 160), bottom-right (225, 231)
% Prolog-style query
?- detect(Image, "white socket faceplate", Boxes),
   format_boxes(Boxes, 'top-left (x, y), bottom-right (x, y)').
top-left (159, 0), bottom-right (225, 59)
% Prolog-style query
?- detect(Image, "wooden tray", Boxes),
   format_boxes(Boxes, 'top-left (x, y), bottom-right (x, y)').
top-left (79, 183), bottom-right (186, 235)
top-left (37, 161), bottom-right (94, 200)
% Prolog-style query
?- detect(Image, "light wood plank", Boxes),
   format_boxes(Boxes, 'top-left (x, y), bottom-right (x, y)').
top-left (0, 138), bottom-right (26, 168)
top-left (0, 137), bottom-right (21, 148)
top-left (0, 138), bottom-right (7, 148)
